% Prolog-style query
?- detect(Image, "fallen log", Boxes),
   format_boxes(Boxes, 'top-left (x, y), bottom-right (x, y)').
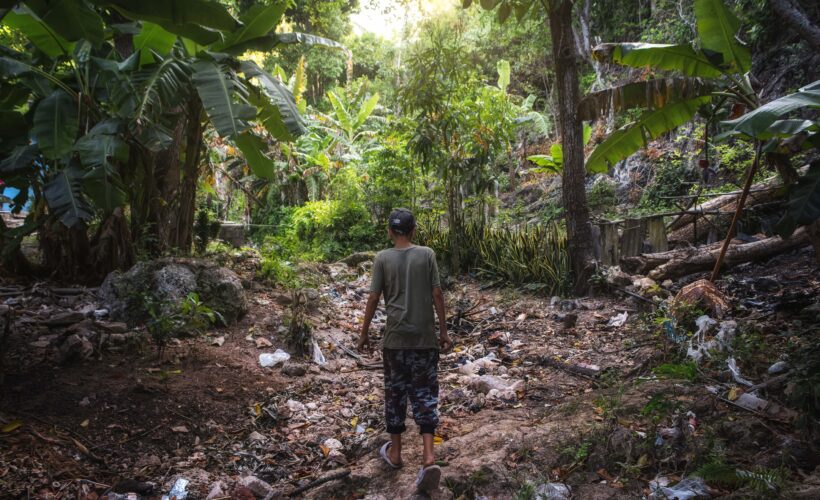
top-left (621, 227), bottom-right (811, 280)
top-left (668, 191), bottom-right (784, 246)
top-left (667, 176), bottom-right (782, 233)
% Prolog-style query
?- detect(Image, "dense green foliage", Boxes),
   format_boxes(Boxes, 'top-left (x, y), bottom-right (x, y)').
top-left (1, 0), bottom-right (817, 295)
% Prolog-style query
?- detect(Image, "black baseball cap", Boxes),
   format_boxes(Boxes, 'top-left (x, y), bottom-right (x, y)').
top-left (388, 208), bottom-right (415, 235)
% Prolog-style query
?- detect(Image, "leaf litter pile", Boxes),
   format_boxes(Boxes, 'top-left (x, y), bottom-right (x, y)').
top-left (1, 247), bottom-right (819, 498)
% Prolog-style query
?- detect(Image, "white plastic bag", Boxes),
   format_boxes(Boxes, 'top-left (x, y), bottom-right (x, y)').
top-left (259, 349), bottom-right (290, 367)
top-left (311, 340), bottom-right (327, 365)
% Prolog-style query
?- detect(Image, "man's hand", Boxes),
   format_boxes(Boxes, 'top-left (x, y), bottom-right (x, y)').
top-left (439, 331), bottom-right (453, 352)
top-left (357, 333), bottom-right (371, 353)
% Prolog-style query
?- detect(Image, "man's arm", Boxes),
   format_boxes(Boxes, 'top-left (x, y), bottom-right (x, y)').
top-left (358, 291), bottom-right (381, 352)
top-left (432, 287), bottom-right (451, 351)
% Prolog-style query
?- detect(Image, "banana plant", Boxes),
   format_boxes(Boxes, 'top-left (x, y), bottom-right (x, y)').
top-left (580, 0), bottom-right (755, 172)
top-left (527, 124), bottom-right (592, 175)
top-left (0, 0), bottom-right (346, 274)
top-left (717, 80), bottom-right (820, 236)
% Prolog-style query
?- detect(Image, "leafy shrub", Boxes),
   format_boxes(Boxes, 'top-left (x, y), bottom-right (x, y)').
top-left (260, 200), bottom-right (382, 262)
top-left (259, 255), bottom-right (299, 288)
top-left (416, 218), bottom-right (570, 295)
top-left (144, 292), bottom-right (222, 357)
top-left (639, 152), bottom-right (699, 211)
top-left (194, 208), bottom-right (221, 254)
top-left (587, 176), bottom-right (619, 214)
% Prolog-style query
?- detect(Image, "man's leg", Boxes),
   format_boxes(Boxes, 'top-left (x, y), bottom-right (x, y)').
top-left (408, 349), bottom-right (440, 467)
top-left (383, 349), bottom-right (409, 465)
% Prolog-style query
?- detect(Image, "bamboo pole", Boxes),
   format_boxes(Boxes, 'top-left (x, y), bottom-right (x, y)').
top-left (710, 142), bottom-right (762, 282)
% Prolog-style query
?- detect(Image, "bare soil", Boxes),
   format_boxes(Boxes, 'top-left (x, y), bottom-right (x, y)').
top-left (1, 247), bottom-right (818, 499)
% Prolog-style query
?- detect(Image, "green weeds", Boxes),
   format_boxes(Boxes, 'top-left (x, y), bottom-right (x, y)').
top-left (417, 218), bottom-right (570, 295)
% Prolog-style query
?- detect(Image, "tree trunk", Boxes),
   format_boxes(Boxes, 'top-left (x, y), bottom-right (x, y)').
top-left (549, 0), bottom-right (595, 295)
top-left (770, 0), bottom-right (820, 51)
top-left (171, 98), bottom-right (204, 252)
top-left (621, 227), bottom-right (811, 280)
top-left (39, 220), bottom-right (93, 283)
top-left (446, 179), bottom-right (462, 272)
top-left (89, 207), bottom-right (135, 276)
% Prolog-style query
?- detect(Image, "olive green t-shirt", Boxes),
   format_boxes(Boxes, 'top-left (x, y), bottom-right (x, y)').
top-left (370, 245), bottom-right (441, 349)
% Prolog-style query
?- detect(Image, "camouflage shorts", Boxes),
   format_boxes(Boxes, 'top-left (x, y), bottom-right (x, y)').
top-left (383, 349), bottom-right (439, 435)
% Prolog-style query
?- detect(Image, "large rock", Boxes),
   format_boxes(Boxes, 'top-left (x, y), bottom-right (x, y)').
top-left (99, 258), bottom-right (247, 326)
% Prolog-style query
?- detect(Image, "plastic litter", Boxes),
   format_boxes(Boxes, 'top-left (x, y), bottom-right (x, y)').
top-left (162, 477), bottom-right (189, 500)
top-left (687, 316), bottom-right (736, 363)
top-left (727, 357), bottom-right (754, 386)
top-left (650, 476), bottom-right (712, 499)
top-left (687, 315), bottom-right (717, 361)
top-left (534, 482), bottom-right (570, 499)
top-left (468, 374), bottom-right (524, 395)
top-left (93, 308), bottom-right (109, 319)
top-left (663, 319), bottom-right (686, 343)
top-left (734, 392), bottom-right (767, 412)
top-left (459, 352), bottom-right (499, 375)
top-left (607, 311), bottom-right (628, 327)
top-left (259, 349), bottom-right (290, 367)
top-left (767, 360), bottom-right (789, 375)
top-left (312, 340), bottom-right (327, 365)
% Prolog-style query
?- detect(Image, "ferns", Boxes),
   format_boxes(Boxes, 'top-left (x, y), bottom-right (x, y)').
top-left (693, 443), bottom-right (789, 495)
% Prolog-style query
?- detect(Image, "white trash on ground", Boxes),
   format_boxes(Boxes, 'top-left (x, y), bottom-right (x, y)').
top-left (312, 339), bottom-right (327, 365)
top-left (650, 476), bottom-right (712, 499)
top-left (688, 316), bottom-right (737, 363)
top-left (727, 357), bottom-right (754, 386)
top-left (607, 311), bottom-right (628, 327)
top-left (162, 477), bottom-right (189, 500)
top-left (259, 349), bottom-right (290, 367)
top-left (534, 482), bottom-right (570, 499)
top-left (459, 352), bottom-right (499, 375)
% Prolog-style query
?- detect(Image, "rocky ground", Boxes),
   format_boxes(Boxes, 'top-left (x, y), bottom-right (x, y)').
top-left (1, 247), bottom-right (819, 499)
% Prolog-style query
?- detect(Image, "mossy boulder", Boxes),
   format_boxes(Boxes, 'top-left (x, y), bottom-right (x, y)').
top-left (99, 258), bottom-right (247, 326)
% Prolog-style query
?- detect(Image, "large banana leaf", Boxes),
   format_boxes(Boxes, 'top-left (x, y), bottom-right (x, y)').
top-left (592, 43), bottom-right (723, 78)
top-left (720, 80), bottom-right (820, 137)
top-left (32, 89), bottom-right (78, 158)
top-left (586, 96), bottom-right (710, 173)
top-left (242, 61), bottom-right (306, 138)
top-left (326, 90), bottom-right (353, 135)
top-left (129, 52), bottom-right (192, 122)
top-left (133, 22), bottom-right (177, 66)
top-left (44, 165), bottom-right (94, 227)
top-left (91, 0), bottom-right (238, 33)
top-left (579, 77), bottom-right (712, 121)
top-left (355, 93), bottom-right (380, 130)
top-left (74, 120), bottom-right (128, 212)
top-left (0, 54), bottom-right (76, 97)
top-left (222, 31), bottom-right (349, 56)
top-left (215, 0), bottom-right (287, 52)
top-left (247, 86), bottom-right (292, 141)
top-left (3, 6), bottom-right (74, 57)
top-left (0, 143), bottom-right (39, 174)
top-left (234, 131), bottom-right (275, 179)
top-left (192, 60), bottom-right (255, 138)
top-left (28, 0), bottom-right (105, 46)
top-left (694, 0), bottom-right (750, 73)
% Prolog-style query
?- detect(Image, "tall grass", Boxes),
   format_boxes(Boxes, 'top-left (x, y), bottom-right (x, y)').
top-left (416, 216), bottom-right (570, 295)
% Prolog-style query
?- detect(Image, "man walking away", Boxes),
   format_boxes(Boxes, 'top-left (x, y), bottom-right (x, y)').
top-left (358, 208), bottom-right (452, 495)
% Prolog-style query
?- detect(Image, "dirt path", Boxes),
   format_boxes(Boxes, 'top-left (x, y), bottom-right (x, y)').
top-left (2, 249), bottom-right (818, 498)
